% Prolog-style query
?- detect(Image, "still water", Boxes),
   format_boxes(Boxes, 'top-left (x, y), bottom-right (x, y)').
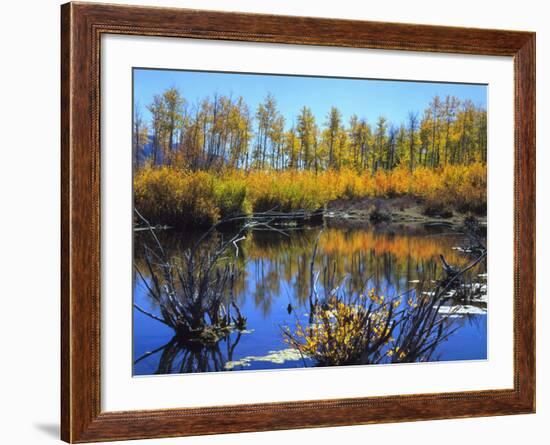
top-left (133, 224), bottom-right (487, 375)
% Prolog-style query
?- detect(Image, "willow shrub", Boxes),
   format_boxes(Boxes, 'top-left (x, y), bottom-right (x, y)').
top-left (244, 170), bottom-right (337, 213)
top-left (134, 163), bottom-right (486, 227)
top-left (413, 163), bottom-right (487, 214)
top-left (284, 292), bottom-right (398, 366)
top-left (134, 167), bottom-right (250, 228)
top-left (214, 177), bottom-right (251, 219)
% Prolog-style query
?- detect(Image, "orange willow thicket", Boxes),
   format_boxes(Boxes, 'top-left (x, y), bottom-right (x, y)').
top-left (134, 163), bottom-right (486, 226)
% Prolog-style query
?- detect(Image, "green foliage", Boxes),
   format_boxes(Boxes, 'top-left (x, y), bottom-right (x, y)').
top-left (214, 178), bottom-right (251, 218)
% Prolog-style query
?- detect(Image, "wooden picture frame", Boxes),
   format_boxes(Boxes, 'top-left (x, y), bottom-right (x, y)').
top-left (61, 2), bottom-right (535, 442)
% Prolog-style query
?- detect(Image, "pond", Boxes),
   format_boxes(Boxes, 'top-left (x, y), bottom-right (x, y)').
top-left (133, 222), bottom-right (487, 375)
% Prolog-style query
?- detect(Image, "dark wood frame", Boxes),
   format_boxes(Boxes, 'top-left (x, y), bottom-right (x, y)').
top-left (61, 1), bottom-right (536, 442)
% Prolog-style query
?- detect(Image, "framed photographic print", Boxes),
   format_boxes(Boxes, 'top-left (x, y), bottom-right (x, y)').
top-left (61, 2), bottom-right (535, 442)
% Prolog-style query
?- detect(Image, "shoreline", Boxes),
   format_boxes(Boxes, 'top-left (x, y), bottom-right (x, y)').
top-left (325, 195), bottom-right (486, 230)
top-left (134, 195), bottom-right (487, 233)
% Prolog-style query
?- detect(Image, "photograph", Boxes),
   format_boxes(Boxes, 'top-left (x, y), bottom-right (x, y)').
top-left (132, 68), bottom-right (488, 376)
top-left (50, 1), bottom-right (537, 441)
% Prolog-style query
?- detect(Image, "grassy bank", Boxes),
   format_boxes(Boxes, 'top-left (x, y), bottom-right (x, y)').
top-left (134, 164), bottom-right (486, 228)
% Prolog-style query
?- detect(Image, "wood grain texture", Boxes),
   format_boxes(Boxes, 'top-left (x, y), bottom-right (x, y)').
top-left (60, 2), bottom-right (536, 442)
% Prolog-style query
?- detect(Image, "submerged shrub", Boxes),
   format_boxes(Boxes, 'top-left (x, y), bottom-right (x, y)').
top-left (284, 292), bottom-right (397, 366)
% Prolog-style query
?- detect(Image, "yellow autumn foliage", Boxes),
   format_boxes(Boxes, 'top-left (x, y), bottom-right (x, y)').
top-left (134, 167), bottom-right (250, 227)
top-left (134, 163), bottom-right (486, 227)
top-left (284, 291), bottom-right (396, 366)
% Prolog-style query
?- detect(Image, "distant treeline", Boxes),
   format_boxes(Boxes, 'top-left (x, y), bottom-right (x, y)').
top-left (133, 87), bottom-right (487, 173)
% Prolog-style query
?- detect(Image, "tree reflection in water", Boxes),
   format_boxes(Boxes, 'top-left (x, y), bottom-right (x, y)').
top-left (134, 332), bottom-right (242, 374)
top-left (133, 219), bottom-right (487, 374)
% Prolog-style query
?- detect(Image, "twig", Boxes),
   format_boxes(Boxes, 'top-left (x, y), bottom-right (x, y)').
top-left (133, 303), bottom-right (171, 326)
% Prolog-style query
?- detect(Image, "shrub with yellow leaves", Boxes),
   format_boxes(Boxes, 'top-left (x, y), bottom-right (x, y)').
top-left (134, 167), bottom-right (251, 228)
top-left (134, 167), bottom-right (220, 228)
top-left (284, 280), bottom-right (456, 367)
top-left (283, 290), bottom-right (400, 367)
top-left (134, 163), bottom-right (486, 228)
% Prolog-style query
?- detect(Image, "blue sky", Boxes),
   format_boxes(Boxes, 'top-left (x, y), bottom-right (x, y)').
top-left (133, 68), bottom-right (487, 129)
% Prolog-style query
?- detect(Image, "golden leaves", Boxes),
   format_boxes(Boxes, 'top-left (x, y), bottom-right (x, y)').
top-left (286, 291), bottom-right (394, 366)
top-left (134, 163), bottom-right (486, 228)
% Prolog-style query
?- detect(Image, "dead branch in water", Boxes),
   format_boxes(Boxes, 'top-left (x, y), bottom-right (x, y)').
top-left (134, 208), bottom-right (302, 343)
